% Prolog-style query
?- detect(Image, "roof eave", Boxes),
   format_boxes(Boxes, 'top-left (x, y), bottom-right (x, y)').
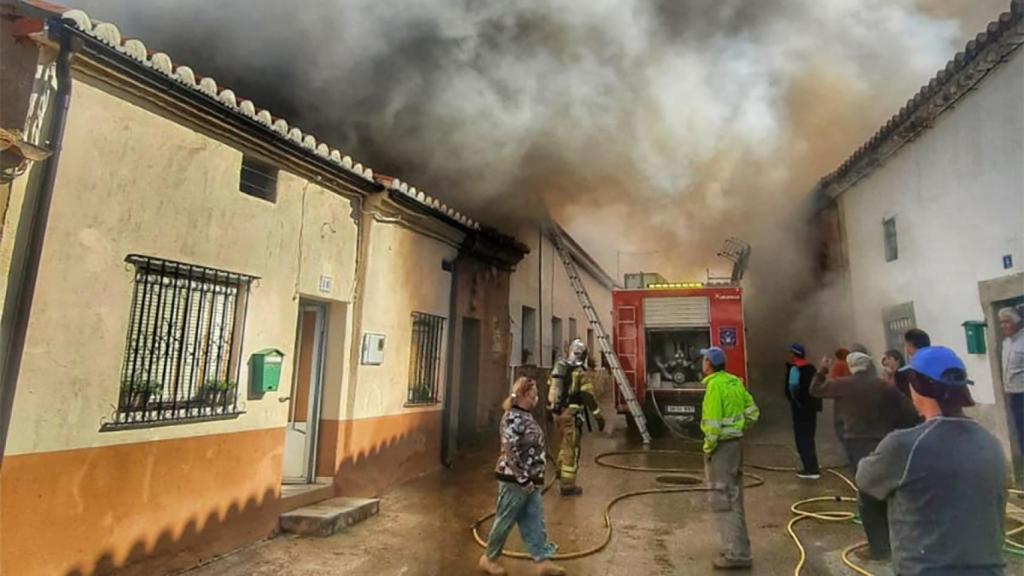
top-left (818, 1), bottom-right (1024, 201)
top-left (55, 19), bottom-right (382, 198)
top-left (546, 222), bottom-right (617, 290)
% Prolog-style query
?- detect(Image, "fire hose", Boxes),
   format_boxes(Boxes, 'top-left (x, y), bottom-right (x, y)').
top-left (646, 394), bottom-right (1024, 571)
top-left (470, 449), bottom-right (1024, 573)
top-left (470, 449), bottom-right (765, 561)
top-left (471, 393), bottom-right (1024, 570)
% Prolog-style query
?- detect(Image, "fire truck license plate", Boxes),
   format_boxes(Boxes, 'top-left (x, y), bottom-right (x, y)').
top-left (665, 405), bottom-right (695, 414)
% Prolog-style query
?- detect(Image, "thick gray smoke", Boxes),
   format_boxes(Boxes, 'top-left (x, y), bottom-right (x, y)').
top-left (72, 0), bottom-right (1007, 382)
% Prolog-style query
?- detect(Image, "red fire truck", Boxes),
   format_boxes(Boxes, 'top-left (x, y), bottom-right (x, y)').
top-left (612, 272), bottom-right (747, 433)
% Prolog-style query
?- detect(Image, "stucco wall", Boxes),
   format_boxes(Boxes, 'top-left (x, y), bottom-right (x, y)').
top-left (1, 56), bottom-right (471, 575)
top-left (452, 257), bottom-right (513, 433)
top-left (6, 76), bottom-right (360, 455)
top-left (509, 224), bottom-right (613, 369)
top-left (837, 50), bottom-right (1024, 410)
top-left (346, 220), bottom-right (456, 420)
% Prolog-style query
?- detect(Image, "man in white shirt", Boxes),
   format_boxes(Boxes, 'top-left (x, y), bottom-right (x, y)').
top-left (999, 306), bottom-right (1024, 458)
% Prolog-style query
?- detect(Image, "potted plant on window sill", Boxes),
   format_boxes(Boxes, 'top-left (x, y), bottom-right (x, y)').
top-left (197, 379), bottom-right (235, 410)
top-left (410, 382), bottom-right (433, 404)
top-left (121, 378), bottom-right (164, 412)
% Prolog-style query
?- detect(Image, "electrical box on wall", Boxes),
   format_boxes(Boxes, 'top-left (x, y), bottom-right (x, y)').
top-left (361, 333), bottom-right (386, 365)
top-left (961, 321), bottom-right (987, 354)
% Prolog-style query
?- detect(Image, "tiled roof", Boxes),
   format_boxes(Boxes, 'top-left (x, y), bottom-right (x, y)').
top-left (819, 0), bottom-right (1024, 198)
top-left (54, 7), bottom-right (480, 230)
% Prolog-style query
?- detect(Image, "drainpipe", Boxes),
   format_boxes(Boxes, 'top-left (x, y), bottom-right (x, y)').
top-left (537, 225), bottom-right (543, 369)
top-left (440, 256), bottom-right (458, 468)
top-left (0, 21), bottom-right (73, 468)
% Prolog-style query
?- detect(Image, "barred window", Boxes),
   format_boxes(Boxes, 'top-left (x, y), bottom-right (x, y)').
top-left (107, 255), bottom-right (254, 429)
top-left (883, 301), bottom-right (917, 352)
top-left (406, 312), bottom-right (446, 405)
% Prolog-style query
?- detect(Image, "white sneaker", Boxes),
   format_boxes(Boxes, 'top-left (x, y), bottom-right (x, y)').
top-left (796, 471), bottom-right (821, 480)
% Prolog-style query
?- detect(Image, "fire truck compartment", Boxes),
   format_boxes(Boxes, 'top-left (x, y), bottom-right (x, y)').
top-left (645, 328), bottom-right (710, 389)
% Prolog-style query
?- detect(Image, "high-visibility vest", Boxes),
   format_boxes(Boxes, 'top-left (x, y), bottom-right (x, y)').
top-left (700, 370), bottom-right (759, 453)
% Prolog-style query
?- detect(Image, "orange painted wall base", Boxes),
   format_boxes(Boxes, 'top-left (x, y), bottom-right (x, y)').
top-left (2, 412), bottom-right (447, 575)
top-left (1, 427), bottom-right (285, 576)
top-left (317, 410), bottom-right (443, 497)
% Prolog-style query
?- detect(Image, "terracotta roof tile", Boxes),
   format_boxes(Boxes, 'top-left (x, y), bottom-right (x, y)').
top-left (819, 0), bottom-right (1023, 198)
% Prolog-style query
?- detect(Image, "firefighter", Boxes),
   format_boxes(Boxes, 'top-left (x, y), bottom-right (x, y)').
top-left (548, 339), bottom-right (605, 496)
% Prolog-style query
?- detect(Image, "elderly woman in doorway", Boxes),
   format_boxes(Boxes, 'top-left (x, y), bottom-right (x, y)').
top-left (1000, 306), bottom-right (1024, 457)
top-left (479, 377), bottom-right (566, 576)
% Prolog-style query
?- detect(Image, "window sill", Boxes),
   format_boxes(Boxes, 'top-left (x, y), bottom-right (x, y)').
top-left (403, 402), bottom-right (440, 408)
top-left (100, 411), bottom-right (244, 432)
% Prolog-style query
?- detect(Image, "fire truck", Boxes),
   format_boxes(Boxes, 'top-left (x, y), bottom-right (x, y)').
top-left (612, 240), bottom-right (750, 434)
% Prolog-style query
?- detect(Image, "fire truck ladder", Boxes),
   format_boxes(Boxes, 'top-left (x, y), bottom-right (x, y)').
top-left (550, 226), bottom-right (652, 445)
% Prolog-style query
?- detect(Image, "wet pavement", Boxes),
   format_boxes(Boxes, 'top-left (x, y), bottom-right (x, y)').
top-left (184, 393), bottom-right (1024, 576)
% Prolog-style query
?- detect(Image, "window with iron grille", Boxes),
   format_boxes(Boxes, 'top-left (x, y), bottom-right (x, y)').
top-left (883, 301), bottom-right (917, 352)
top-left (883, 217), bottom-right (898, 262)
top-left (406, 312), bottom-right (446, 405)
top-left (107, 255), bottom-right (255, 430)
top-left (239, 155), bottom-right (278, 202)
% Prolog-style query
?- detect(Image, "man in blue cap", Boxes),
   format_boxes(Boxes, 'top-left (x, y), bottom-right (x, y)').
top-left (700, 346), bottom-right (760, 570)
top-left (785, 343), bottom-right (822, 478)
top-left (857, 346), bottom-right (1006, 576)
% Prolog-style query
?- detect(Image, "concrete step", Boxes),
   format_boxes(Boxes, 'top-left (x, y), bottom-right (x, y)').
top-left (279, 481), bottom-right (335, 514)
top-left (279, 497), bottom-right (380, 537)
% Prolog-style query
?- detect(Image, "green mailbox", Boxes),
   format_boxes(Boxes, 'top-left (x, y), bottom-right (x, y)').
top-left (250, 348), bottom-right (285, 396)
top-left (961, 321), bottom-right (987, 355)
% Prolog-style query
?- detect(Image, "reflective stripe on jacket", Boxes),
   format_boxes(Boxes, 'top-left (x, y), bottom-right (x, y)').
top-left (700, 370), bottom-right (759, 453)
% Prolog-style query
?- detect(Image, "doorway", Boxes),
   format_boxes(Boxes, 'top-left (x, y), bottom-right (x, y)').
top-left (458, 318), bottom-right (482, 447)
top-left (282, 302), bottom-right (327, 484)
top-left (979, 272), bottom-right (1024, 485)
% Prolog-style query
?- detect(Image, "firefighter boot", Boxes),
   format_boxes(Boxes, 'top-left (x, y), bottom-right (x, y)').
top-left (535, 560), bottom-right (567, 575)
top-left (478, 554), bottom-right (507, 575)
top-left (559, 484), bottom-right (583, 496)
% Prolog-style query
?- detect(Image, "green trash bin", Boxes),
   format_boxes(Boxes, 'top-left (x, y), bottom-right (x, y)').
top-left (250, 348), bottom-right (285, 397)
top-left (961, 321), bottom-right (987, 355)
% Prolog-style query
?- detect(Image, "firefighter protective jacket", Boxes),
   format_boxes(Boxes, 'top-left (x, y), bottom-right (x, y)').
top-left (700, 370), bottom-right (759, 453)
top-left (548, 360), bottom-right (601, 418)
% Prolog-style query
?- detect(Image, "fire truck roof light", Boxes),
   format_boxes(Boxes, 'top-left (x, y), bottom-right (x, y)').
top-left (647, 282), bottom-right (705, 289)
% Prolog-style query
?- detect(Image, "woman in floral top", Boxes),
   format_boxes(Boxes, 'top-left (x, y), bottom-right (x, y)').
top-left (479, 377), bottom-right (565, 576)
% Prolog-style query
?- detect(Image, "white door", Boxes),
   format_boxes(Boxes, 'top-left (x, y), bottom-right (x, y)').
top-left (282, 304), bottom-right (326, 484)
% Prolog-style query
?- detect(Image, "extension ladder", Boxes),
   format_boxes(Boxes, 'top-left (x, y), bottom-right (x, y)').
top-left (550, 225), bottom-right (652, 445)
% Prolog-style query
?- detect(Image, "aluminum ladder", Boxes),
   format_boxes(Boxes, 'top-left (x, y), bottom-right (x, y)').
top-left (550, 226), bottom-right (652, 445)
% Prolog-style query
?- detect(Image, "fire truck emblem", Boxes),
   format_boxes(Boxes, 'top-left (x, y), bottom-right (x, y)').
top-left (719, 327), bottom-right (738, 349)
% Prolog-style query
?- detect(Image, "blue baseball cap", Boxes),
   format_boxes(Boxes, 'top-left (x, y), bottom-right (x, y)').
top-left (700, 346), bottom-right (727, 367)
top-left (788, 343), bottom-right (806, 358)
top-left (899, 346), bottom-right (972, 386)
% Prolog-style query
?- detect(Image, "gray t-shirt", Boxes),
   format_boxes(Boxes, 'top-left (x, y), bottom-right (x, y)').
top-left (856, 417), bottom-right (1006, 576)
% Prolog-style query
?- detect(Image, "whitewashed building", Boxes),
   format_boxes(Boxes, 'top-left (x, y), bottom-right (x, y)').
top-left (508, 223), bottom-right (616, 373)
top-left (816, 2), bottom-right (1023, 472)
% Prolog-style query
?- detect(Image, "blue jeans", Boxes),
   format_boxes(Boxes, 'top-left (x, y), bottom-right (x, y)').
top-left (485, 481), bottom-right (557, 562)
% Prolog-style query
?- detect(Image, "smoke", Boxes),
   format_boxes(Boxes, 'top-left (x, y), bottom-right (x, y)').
top-left (72, 0), bottom-right (1007, 383)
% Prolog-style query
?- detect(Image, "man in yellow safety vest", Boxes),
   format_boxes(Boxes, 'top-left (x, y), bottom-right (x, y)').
top-left (700, 346), bottom-right (759, 570)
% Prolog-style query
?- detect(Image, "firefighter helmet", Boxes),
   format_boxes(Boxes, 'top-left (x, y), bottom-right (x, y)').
top-left (567, 339), bottom-right (588, 367)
